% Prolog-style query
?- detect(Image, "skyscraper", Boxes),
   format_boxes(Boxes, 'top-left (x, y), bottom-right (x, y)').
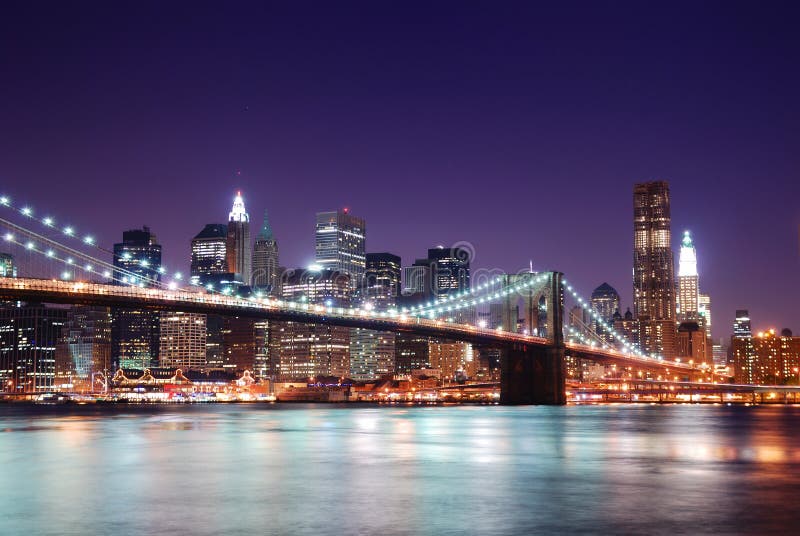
top-left (364, 252), bottom-right (401, 308)
top-left (226, 191), bottom-right (251, 285)
top-left (427, 246), bottom-right (470, 299)
top-left (252, 210), bottom-right (279, 292)
top-left (315, 209), bottom-right (366, 288)
top-left (633, 181), bottom-right (677, 359)
top-left (55, 306), bottom-right (111, 391)
top-left (590, 283), bottom-right (619, 344)
top-left (676, 230), bottom-right (700, 321)
top-left (111, 227), bottom-right (162, 370)
top-left (113, 227), bottom-right (162, 287)
top-left (0, 303), bottom-right (67, 392)
top-left (159, 312), bottom-right (206, 371)
top-left (734, 309), bottom-right (752, 338)
top-left (190, 223), bottom-right (228, 284)
top-left (272, 269), bottom-right (352, 380)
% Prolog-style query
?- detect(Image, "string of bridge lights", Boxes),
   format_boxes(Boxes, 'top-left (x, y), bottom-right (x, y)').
top-left (561, 278), bottom-right (660, 361)
top-left (407, 273), bottom-right (549, 318)
top-left (0, 194), bottom-right (189, 288)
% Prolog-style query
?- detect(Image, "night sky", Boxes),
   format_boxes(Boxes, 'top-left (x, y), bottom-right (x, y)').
top-left (1, 1), bottom-right (798, 339)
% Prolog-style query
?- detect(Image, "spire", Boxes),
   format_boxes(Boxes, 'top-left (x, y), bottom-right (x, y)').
top-left (678, 230), bottom-right (697, 277)
top-left (229, 191), bottom-right (249, 223)
top-left (257, 209), bottom-right (274, 241)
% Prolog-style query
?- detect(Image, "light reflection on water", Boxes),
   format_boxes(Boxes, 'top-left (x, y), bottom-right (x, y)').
top-left (1, 404), bottom-right (800, 535)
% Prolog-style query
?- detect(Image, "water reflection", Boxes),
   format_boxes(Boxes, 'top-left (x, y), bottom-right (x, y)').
top-left (0, 404), bottom-right (799, 535)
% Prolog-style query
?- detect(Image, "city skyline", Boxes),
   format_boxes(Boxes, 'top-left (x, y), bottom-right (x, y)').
top-left (1, 2), bottom-right (799, 337)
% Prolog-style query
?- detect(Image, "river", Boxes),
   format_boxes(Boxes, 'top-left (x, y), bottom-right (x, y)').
top-left (1, 403), bottom-right (799, 535)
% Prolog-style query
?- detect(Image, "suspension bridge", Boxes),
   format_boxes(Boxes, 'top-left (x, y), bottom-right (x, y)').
top-left (0, 194), bottom-right (725, 404)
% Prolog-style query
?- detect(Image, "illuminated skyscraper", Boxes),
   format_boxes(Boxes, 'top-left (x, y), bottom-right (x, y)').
top-left (315, 209), bottom-right (365, 288)
top-left (676, 230), bottom-right (699, 321)
top-left (734, 309), bottom-right (752, 338)
top-left (226, 191), bottom-right (251, 284)
top-left (252, 210), bottom-right (279, 292)
top-left (111, 227), bottom-right (162, 370)
top-left (272, 269), bottom-right (352, 380)
top-left (191, 224), bottom-right (228, 283)
top-left (55, 306), bottom-right (111, 391)
top-left (0, 303), bottom-right (67, 392)
top-left (590, 282), bottom-right (619, 344)
top-left (427, 247), bottom-right (470, 299)
top-left (633, 181), bottom-right (677, 359)
top-left (159, 312), bottom-right (206, 370)
top-left (364, 253), bottom-right (401, 308)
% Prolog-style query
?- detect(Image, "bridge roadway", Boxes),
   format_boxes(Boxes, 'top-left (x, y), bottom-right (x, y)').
top-left (0, 276), bottom-right (702, 378)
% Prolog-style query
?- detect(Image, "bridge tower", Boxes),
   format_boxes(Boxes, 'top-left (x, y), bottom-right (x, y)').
top-left (499, 271), bottom-right (566, 405)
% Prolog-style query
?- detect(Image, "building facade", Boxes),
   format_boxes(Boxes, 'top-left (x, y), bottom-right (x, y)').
top-left (252, 210), bottom-right (279, 293)
top-left (111, 227), bottom-right (162, 370)
top-left (733, 328), bottom-right (800, 385)
top-left (315, 209), bottom-right (366, 288)
top-left (226, 191), bottom-right (251, 284)
top-left (632, 181), bottom-right (677, 359)
top-left (159, 312), bottom-right (207, 370)
top-left (55, 306), bottom-right (111, 391)
top-left (0, 303), bottom-right (67, 392)
top-left (190, 223), bottom-right (228, 284)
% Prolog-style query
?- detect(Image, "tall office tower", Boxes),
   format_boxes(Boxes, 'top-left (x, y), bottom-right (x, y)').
top-left (272, 269), bottom-right (352, 380)
top-left (111, 227), bottom-right (162, 370)
top-left (427, 247), bottom-right (470, 299)
top-left (613, 308), bottom-right (640, 351)
top-left (349, 329), bottom-right (395, 380)
top-left (733, 328), bottom-right (800, 385)
top-left (226, 191), bottom-right (251, 284)
top-left (350, 253), bottom-right (401, 379)
top-left (159, 312), bottom-right (206, 370)
top-left (733, 310), bottom-right (752, 337)
top-left (190, 224), bottom-right (228, 284)
top-left (113, 227), bottom-right (162, 286)
top-left (590, 283), bottom-right (620, 344)
top-left (55, 306), bottom-right (111, 391)
top-left (0, 252), bottom-right (15, 277)
top-left (0, 303), bottom-right (67, 392)
top-left (633, 181), bottom-right (677, 359)
top-left (676, 230), bottom-right (700, 320)
top-left (364, 253), bottom-right (401, 308)
top-left (402, 262), bottom-right (430, 296)
top-left (252, 210), bottom-right (279, 292)
top-left (591, 283), bottom-right (620, 323)
top-left (315, 209), bottom-right (366, 288)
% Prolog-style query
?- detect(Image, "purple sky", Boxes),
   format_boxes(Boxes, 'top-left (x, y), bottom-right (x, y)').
top-left (1, 1), bottom-right (798, 339)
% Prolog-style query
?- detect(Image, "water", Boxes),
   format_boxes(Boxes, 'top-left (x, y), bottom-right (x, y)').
top-left (1, 403), bottom-right (799, 535)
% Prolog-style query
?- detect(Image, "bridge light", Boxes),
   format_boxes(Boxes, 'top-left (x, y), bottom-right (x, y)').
top-left (66, 257), bottom-right (74, 265)
top-left (26, 241), bottom-right (34, 250)
top-left (158, 267), bottom-right (166, 274)
top-left (21, 207), bottom-right (32, 216)
top-left (103, 270), bottom-right (111, 278)
top-left (168, 281), bottom-right (177, 290)
top-left (83, 236), bottom-right (94, 245)
top-left (61, 271), bottom-right (71, 279)
top-left (46, 250), bottom-right (55, 257)
top-left (140, 259), bottom-right (149, 267)
top-left (84, 264), bottom-right (93, 272)
top-left (3, 233), bottom-right (12, 241)
top-left (174, 272), bottom-right (183, 280)
top-left (0, 196), bottom-right (8, 205)
top-left (43, 217), bottom-right (54, 226)
top-left (64, 226), bottom-right (74, 236)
